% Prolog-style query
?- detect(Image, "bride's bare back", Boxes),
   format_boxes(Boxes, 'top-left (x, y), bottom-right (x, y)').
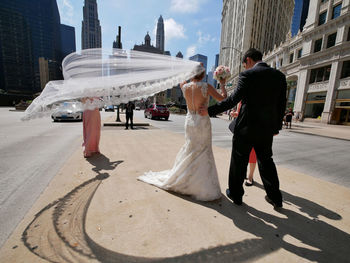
top-left (181, 81), bottom-right (227, 114)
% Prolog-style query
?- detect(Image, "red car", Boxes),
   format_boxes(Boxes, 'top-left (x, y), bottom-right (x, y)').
top-left (144, 104), bottom-right (170, 120)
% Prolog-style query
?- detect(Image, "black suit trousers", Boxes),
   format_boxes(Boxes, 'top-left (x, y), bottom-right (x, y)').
top-left (125, 112), bottom-right (133, 128)
top-left (229, 134), bottom-right (282, 204)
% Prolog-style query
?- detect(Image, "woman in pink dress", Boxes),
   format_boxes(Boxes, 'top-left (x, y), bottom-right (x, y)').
top-left (82, 98), bottom-right (101, 158)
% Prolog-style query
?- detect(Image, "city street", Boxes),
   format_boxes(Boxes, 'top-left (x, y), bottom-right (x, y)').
top-left (1, 107), bottom-right (349, 250)
top-left (134, 110), bottom-right (350, 189)
top-left (0, 107), bottom-right (82, 248)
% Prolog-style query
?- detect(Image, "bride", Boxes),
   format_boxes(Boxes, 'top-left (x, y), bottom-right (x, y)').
top-left (138, 64), bottom-right (227, 201)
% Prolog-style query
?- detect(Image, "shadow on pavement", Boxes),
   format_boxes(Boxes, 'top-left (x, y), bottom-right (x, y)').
top-left (22, 167), bottom-right (350, 263)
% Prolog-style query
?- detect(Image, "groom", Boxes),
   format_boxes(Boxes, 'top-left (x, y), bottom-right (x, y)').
top-left (201, 48), bottom-right (286, 208)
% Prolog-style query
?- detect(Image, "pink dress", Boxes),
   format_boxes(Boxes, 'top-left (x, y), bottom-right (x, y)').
top-left (236, 102), bottom-right (257, 164)
top-left (82, 108), bottom-right (101, 157)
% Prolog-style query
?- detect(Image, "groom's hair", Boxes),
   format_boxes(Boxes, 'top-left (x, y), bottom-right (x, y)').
top-left (242, 48), bottom-right (263, 63)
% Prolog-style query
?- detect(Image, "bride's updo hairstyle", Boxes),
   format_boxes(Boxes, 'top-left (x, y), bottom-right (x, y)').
top-left (192, 64), bottom-right (205, 81)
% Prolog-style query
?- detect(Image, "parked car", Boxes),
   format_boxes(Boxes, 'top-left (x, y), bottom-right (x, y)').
top-left (51, 102), bottom-right (83, 121)
top-left (104, 105), bottom-right (115, 112)
top-left (144, 104), bottom-right (170, 120)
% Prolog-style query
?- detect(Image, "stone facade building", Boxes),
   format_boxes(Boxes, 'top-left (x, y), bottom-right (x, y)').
top-left (219, 0), bottom-right (294, 90)
top-left (82, 0), bottom-right (101, 49)
top-left (264, 0), bottom-right (350, 125)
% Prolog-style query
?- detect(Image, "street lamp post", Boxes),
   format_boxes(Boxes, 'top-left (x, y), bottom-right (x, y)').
top-left (221, 46), bottom-right (243, 74)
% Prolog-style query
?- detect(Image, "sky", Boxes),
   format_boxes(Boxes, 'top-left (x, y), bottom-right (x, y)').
top-left (57, 0), bottom-right (222, 71)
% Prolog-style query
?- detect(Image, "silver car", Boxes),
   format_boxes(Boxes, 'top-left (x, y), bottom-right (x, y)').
top-left (51, 102), bottom-right (83, 121)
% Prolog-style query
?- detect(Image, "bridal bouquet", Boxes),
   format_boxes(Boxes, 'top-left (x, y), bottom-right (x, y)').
top-left (213, 65), bottom-right (231, 81)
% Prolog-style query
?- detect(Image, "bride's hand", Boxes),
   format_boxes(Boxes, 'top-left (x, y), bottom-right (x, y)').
top-left (219, 78), bottom-right (226, 86)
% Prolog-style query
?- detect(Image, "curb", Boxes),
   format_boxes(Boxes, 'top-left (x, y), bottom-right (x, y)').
top-left (288, 129), bottom-right (350, 142)
top-left (103, 122), bottom-right (150, 127)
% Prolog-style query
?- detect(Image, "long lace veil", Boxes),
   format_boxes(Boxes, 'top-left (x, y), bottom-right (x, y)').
top-left (22, 48), bottom-right (202, 120)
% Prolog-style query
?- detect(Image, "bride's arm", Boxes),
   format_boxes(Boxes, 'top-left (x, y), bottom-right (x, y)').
top-left (207, 81), bottom-right (227, 102)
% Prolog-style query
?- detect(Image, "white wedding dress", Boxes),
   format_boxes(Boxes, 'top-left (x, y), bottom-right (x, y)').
top-left (138, 82), bottom-right (221, 201)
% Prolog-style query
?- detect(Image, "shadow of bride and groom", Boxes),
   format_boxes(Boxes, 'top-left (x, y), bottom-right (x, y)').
top-left (22, 155), bottom-right (350, 263)
top-left (171, 181), bottom-right (348, 263)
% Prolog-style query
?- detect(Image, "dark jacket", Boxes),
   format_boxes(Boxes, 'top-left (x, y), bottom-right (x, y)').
top-left (125, 102), bottom-right (135, 114)
top-left (208, 62), bottom-right (287, 137)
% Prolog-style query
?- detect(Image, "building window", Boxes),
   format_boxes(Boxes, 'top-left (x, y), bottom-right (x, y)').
top-left (297, 49), bottom-right (302, 58)
top-left (332, 3), bottom-right (342, 19)
top-left (289, 53), bottom-right (294, 63)
top-left (318, 11), bottom-right (327, 25)
top-left (304, 92), bottom-right (326, 118)
top-left (314, 38), bottom-right (322, 52)
top-left (347, 28), bottom-right (350, 41)
top-left (309, 65), bottom-right (332, 83)
top-left (326, 32), bottom-right (337, 48)
top-left (321, 0), bottom-right (328, 3)
top-left (341, 60), bottom-right (350, 78)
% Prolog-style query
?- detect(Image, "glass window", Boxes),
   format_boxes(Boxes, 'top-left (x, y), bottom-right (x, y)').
top-left (318, 11), bottom-right (327, 25)
top-left (314, 38), bottom-right (322, 52)
top-left (327, 32), bottom-right (337, 48)
top-left (321, 0), bottom-right (328, 3)
top-left (347, 28), bottom-right (350, 41)
top-left (341, 61), bottom-right (350, 78)
top-left (309, 65), bottom-right (331, 83)
top-left (307, 92), bottom-right (327, 101)
top-left (297, 49), bottom-right (302, 58)
top-left (337, 89), bottom-right (350, 99)
top-left (304, 103), bottom-right (325, 118)
top-left (332, 3), bottom-right (342, 19)
top-left (289, 53), bottom-right (294, 63)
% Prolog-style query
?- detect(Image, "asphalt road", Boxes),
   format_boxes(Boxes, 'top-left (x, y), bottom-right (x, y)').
top-left (0, 108), bottom-right (84, 248)
top-left (1, 107), bottom-right (349, 249)
top-left (134, 110), bottom-right (350, 189)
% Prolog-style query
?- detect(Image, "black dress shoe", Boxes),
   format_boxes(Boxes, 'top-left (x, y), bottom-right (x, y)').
top-left (226, 189), bottom-right (242, 205)
top-left (265, 195), bottom-right (282, 208)
top-left (245, 179), bottom-right (254, 186)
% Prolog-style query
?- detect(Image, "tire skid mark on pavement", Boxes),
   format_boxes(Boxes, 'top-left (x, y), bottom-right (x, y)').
top-left (21, 171), bottom-right (269, 263)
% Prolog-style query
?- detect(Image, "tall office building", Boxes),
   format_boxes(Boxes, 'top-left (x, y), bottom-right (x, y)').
top-left (82, 0), bottom-right (102, 49)
top-left (291, 0), bottom-right (310, 36)
top-left (0, 0), bottom-right (62, 97)
top-left (156, 15), bottom-right (165, 52)
top-left (113, 26), bottom-right (123, 49)
top-left (61, 24), bottom-right (76, 59)
top-left (220, 0), bottom-right (294, 84)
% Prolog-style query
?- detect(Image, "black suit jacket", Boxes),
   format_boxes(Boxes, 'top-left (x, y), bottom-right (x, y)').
top-left (208, 62), bottom-right (287, 137)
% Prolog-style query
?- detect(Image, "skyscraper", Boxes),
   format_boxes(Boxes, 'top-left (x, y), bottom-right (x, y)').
top-left (0, 0), bottom-right (62, 96)
top-left (82, 0), bottom-right (102, 49)
top-left (220, 0), bottom-right (294, 82)
top-left (61, 24), bottom-right (76, 58)
top-left (113, 26), bottom-right (122, 49)
top-left (156, 15), bottom-right (165, 52)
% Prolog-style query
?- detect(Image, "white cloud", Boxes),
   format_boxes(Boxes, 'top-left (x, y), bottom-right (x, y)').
top-left (186, 45), bottom-right (197, 58)
top-left (196, 31), bottom-right (217, 44)
top-left (58, 0), bottom-right (74, 25)
top-left (164, 18), bottom-right (186, 42)
top-left (170, 0), bottom-right (204, 14)
top-left (153, 18), bottom-right (186, 44)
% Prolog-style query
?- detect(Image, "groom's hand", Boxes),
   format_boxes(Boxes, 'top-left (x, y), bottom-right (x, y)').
top-left (198, 105), bottom-right (208, 116)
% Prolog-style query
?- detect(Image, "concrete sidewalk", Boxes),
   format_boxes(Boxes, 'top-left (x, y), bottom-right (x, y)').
top-left (1, 116), bottom-right (350, 262)
top-left (218, 113), bottom-right (350, 141)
